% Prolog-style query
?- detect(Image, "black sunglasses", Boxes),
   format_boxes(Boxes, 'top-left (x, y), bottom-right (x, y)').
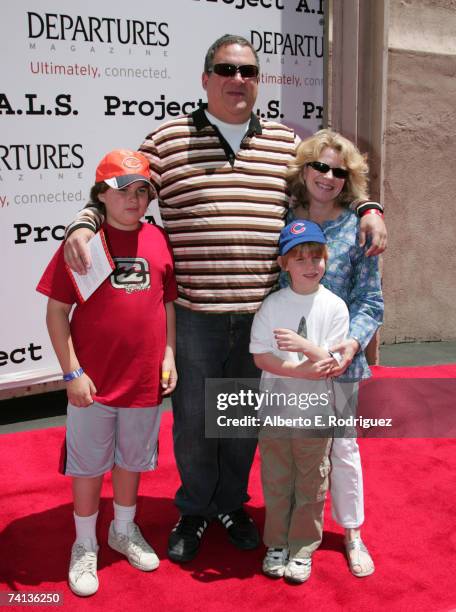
top-left (306, 161), bottom-right (349, 179)
top-left (211, 63), bottom-right (259, 78)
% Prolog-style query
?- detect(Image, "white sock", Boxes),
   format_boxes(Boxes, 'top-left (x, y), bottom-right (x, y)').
top-left (113, 502), bottom-right (136, 536)
top-left (74, 511), bottom-right (98, 550)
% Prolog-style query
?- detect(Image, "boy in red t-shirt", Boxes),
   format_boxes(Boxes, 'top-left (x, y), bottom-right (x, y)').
top-left (37, 149), bottom-right (178, 597)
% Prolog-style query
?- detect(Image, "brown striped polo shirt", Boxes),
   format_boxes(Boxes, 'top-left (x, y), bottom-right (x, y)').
top-left (139, 107), bottom-right (299, 313)
top-left (66, 107), bottom-right (299, 313)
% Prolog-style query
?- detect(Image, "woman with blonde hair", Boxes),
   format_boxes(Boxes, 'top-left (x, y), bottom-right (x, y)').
top-left (282, 129), bottom-right (384, 577)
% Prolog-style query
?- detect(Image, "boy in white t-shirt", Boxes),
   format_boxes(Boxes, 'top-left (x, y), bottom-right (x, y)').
top-left (250, 220), bottom-right (349, 584)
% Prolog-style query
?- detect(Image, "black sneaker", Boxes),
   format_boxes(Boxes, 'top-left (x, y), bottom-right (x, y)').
top-left (168, 515), bottom-right (208, 563)
top-left (218, 508), bottom-right (260, 550)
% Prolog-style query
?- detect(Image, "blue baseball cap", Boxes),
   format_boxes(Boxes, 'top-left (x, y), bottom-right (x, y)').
top-left (279, 220), bottom-right (326, 256)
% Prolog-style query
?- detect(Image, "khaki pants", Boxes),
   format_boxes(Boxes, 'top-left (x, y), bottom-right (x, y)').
top-left (259, 433), bottom-right (331, 558)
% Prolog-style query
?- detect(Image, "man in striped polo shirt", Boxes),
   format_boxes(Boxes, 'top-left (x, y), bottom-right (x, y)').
top-left (64, 34), bottom-right (386, 564)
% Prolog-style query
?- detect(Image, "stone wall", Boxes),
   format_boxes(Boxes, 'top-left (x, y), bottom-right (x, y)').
top-left (382, 0), bottom-right (456, 342)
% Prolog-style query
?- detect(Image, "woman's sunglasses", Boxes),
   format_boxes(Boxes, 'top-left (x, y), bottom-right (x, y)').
top-left (211, 63), bottom-right (259, 78)
top-left (306, 161), bottom-right (349, 179)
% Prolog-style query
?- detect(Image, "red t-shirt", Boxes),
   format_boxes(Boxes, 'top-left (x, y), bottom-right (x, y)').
top-left (37, 223), bottom-right (178, 407)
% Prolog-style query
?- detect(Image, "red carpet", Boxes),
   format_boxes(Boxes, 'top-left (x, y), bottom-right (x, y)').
top-left (1, 365), bottom-right (455, 612)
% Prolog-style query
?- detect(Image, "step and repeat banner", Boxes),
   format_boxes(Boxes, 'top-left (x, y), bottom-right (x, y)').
top-left (0, 0), bottom-right (324, 391)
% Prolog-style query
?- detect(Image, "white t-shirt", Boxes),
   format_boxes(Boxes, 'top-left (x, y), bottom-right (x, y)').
top-left (250, 284), bottom-right (349, 382)
top-left (205, 110), bottom-right (250, 154)
top-left (250, 285), bottom-right (350, 423)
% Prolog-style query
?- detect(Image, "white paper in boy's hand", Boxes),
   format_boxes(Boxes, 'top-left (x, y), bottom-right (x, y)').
top-left (324, 343), bottom-right (342, 365)
top-left (331, 351), bottom-right (342, 365)
top-left (66, 229), bottom-right (115, 303)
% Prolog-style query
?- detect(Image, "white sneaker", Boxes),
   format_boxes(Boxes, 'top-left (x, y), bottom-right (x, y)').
top-left (284, 556), bottom-right (312, 583)
top-left (262, 547), bottom-right (289, 578)
top-left (68, 539), bottom-right (99, 597)
top-left (108, 521), bottom-right (159, 571)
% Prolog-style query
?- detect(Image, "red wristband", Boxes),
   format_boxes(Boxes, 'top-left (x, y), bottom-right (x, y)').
top-left (361, 209), bottom-right (384, 218)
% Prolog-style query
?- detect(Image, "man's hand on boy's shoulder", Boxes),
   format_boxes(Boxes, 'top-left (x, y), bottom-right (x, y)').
top-left (66, 373), bottom-right (97, 407)
top-left (64, 228), bottom-right (95, 274)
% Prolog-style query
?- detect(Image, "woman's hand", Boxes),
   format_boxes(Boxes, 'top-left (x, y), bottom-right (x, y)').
top-left (66, 373), bottom-right (97, 407)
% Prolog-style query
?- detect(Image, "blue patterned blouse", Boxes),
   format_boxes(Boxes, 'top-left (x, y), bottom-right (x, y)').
top-left (281, 208), bottom-right (384, 381)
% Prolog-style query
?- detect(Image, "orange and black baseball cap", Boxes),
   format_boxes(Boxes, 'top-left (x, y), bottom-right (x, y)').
top-left (95, 149), bottom-right (153, 189)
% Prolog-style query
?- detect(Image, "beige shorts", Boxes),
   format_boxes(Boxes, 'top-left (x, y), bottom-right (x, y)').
top-left (61, 401), bottom-right (162, 477)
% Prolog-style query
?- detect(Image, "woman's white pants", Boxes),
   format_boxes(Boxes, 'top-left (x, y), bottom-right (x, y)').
top-left (329, 382), bottom-right (364, 528)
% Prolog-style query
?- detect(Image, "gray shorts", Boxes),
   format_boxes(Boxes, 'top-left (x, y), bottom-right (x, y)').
top-left (61, 401), bottom-right (162, 478)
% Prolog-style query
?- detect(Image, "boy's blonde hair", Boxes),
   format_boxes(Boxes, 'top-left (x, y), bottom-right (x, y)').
top-left (287, 129), bottom-right (369, 209)
top-left (280, 241), bottom-right (328, 267)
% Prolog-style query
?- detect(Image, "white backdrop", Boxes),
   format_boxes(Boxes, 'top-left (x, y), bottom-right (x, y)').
top-left (0, 0), bottom-right (324, 390)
